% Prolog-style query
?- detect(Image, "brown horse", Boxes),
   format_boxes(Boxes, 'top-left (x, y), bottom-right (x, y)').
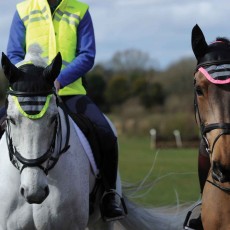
top-left (192, 24), bottom-right (230, 230)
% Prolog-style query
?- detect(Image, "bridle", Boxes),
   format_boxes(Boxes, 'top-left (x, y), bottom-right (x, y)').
top-left (5, 89), bottom-right (70, 175)
top-left (194, 62), bottom-right (230, 192)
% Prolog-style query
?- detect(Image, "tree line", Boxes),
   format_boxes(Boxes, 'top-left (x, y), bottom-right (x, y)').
top-left (85, 49), bottom-right (196, 113)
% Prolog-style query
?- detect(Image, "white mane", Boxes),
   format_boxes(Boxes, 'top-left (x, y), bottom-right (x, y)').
top-left (16, 43), bottom-right (48, 68)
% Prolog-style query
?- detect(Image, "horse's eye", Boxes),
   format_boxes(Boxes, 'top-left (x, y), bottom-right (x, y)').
top-left (195, 86), bottom-right (203, 96)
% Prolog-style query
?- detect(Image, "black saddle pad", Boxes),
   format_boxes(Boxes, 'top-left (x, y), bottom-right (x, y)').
top-left (71, 112), bottom-right (102, 170)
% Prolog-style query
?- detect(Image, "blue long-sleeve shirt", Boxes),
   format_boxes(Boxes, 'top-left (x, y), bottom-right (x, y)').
top-left (7, 9), bottom-right (96, 88)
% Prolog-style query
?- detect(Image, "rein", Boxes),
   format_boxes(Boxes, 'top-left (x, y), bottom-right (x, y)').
top-left (5, 90), bottom-right (70, 175)
top-left (206, 177), bottom-right (230, 192)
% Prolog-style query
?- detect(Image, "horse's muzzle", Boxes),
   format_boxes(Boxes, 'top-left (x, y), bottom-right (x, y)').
top-left (20, 185), bottom-right (50, 204)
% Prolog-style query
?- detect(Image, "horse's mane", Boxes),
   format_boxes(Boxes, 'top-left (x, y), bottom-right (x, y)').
top-left (16, 43), bottom-right (47, 68)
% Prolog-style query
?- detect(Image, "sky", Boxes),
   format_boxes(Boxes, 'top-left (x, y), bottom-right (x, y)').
top-left (1, 0), bottom-right (230, 70)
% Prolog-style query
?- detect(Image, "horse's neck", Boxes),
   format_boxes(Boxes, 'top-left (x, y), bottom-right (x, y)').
top-left (202, 175), bottom-right (230, 229)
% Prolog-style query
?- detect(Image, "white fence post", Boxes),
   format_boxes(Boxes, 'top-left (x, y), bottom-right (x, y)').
top-left (149, 128), bottom-right (156, 149)
top-left (173, 129), bottom-right (182, 148)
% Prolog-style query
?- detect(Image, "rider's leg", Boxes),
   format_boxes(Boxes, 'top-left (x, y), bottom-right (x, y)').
top-left (61, 95), bottom-right (123, 220)
top-left (189, 139), bottom-right (210, 229)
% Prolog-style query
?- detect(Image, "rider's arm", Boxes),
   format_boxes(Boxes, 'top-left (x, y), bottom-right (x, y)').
top-left (56, 10), bottom-right (96, 88)
top-left (7, 11), bottom-right (26, 64)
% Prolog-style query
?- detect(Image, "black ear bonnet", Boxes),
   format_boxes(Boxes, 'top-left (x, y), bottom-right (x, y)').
top-left (191, 24), bottom-right (230, 69)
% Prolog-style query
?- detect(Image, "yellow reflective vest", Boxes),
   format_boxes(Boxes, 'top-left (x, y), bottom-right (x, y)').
top-left (16, 0), bottom-right (89, 95)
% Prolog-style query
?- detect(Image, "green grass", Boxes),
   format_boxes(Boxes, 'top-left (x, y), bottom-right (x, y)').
top-left (118, 135), bottom-right (201, 207)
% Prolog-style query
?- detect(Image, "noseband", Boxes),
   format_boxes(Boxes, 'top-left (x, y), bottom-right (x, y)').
top-left (5, 90), bottom-right (70, 175)
top-left (194, 64), bottom-right (230, 192)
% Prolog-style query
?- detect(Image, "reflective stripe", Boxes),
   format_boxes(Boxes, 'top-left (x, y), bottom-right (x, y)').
top-left (20, 105), bottom-right (46, 112)
top-left (56, 9), bottom-right (80, 20)
top-left (29, 16), bottom-right (48, 23)
top-left (21, 15), bottom-right (29, 22)
top-left (53, 14), bottom-right (79, 26)
top-left (207, 71), bottom-right (230, 78)
top-left (22, 7), bottom-right (48, 23)
top-left (205, 64), bottom-right (230, 78)
top-left (17, 97), bottom-right (47, 103)
top-left (206, 64), bottom-right (230, 72)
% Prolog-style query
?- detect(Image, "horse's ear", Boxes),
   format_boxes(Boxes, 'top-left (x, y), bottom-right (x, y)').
top-left (191, 24), bottom-right (208, 60)
top-left (43, 52), bottom-right (62, 86)
top-left (1, 52), bottom-right (19, 83)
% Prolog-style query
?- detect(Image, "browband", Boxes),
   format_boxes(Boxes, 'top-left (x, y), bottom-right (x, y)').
top-left (196, 59), bottom-right (230, 71)
top-left (7, 89), bottom-right (55, 97)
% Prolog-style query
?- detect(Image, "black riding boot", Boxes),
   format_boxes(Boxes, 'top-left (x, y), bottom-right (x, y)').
top-left (100, 142), bottom-right (124, 221)
top-left (189, 140), bottom-right (210, 229)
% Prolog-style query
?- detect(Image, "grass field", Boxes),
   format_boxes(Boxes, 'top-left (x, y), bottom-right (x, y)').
top-left (118, 135), bottom-right (201, 207)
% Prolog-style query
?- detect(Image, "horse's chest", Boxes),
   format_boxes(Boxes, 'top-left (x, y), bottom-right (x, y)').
top-left (6, 200), bottom-right (82, 230)
top-left (202, 182), bottom-right (230, 230)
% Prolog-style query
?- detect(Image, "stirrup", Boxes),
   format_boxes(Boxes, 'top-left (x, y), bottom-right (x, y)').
top-left (183, 201), bottom-right (202, 230)
top-left (100, 189), bottom-right (128, 222)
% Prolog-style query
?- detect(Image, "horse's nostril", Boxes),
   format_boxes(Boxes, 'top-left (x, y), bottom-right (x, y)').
top-left (20, 187), bottom-right (25, 197)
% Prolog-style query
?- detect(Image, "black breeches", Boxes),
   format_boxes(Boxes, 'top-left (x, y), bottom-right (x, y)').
top-left (61, 95), bottom-right (118, 190)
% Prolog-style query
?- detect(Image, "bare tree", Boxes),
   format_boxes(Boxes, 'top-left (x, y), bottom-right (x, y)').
top-left (109, 49), bottom-right (155, 72)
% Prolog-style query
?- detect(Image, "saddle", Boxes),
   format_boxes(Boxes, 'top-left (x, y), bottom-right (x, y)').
top-left (58, 101), bottom-right (102, 171)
